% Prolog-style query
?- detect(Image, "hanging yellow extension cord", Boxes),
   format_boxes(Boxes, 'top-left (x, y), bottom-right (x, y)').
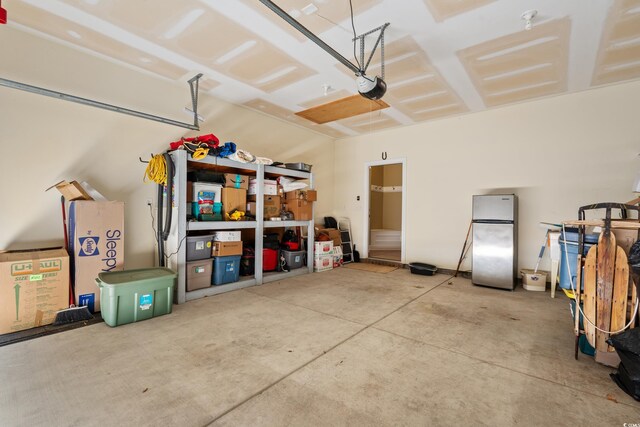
top-left (144, 154), bottom-right (167, 185)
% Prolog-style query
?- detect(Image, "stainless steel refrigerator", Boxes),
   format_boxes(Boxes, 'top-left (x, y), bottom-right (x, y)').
top-left (472, 195), bottom-right (517, 290)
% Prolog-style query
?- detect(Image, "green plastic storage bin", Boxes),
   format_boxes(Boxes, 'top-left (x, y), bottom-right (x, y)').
top-left (96, 268), bottom-right (176, 327)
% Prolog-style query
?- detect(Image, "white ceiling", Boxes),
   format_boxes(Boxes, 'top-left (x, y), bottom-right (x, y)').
top-left (5, 0), bottom-right (640, 138)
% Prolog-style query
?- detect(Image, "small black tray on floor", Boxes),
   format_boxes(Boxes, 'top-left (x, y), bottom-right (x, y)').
top-left (409, 263), bottom-right (437, 276)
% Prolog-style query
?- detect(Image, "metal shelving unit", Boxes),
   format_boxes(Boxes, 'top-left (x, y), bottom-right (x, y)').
top-left (166, 150), bottom-right (315, 304)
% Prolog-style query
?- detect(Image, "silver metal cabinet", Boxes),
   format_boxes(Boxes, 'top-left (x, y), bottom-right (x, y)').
top-left (165, 150), bottom-right (315, 304)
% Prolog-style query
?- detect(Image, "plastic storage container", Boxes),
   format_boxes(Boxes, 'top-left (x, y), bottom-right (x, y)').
top-left (409, 263), bottom-right (437, 276)
top-left (96, 268), bottom-right (176, 327)
top-left (559, 228), bottom-right (599, 290)
top-left (282, 250), bottom-right (305, 270)
top-left (186, 235), bottom-right (213, 261)
top-left (263, 248), bottom-right (278, 272)
top-left (212, 255), bottom-right (241, 285)
top-left (186, 259), bottom-right (213, 291)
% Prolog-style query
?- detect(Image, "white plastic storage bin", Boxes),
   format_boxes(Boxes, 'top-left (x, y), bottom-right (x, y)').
top-left (248, 179), bottom-right (278, 196)
top-left (213, 231), bottom-right (241, 242)
top-left (282, 250), bottom-right (305, 270)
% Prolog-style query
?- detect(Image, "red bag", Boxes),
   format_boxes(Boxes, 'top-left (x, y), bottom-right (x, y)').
top-left (169, 133), bottom-right (219, 150)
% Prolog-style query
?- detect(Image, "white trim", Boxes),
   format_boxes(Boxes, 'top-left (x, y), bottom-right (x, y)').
top-left (363, 158), bottom-right (407, 264)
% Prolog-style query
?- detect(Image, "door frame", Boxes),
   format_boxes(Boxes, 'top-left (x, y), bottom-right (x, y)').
top-left (362, 158), bottom-right (407, 263)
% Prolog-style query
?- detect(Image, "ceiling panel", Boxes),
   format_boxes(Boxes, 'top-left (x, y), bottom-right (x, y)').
top-left (593, 0), bottom-right (640, 86)
top-left (337, 112), bottom-right (401, 133)
top-left (244, 0), bottom-right (383, 42)
top-left (423, 0), bottom-right (497, 22)
top-left (362, 37), bottom-right (468, 120)
top-left (11, 1), bottom-right (189, 81)
top-left (6, 1), bottom-right (640, 138)
top-left (458, 18), bottom-right (570, 107)
top-left (244, 99), bottom-right (348, 138)
top-left (298, 89), bottom-right (352, 109)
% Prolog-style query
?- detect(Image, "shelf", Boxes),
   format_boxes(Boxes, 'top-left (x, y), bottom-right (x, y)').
top-left (187, 156), bottom-right (259, 174)
top-left (562, 220), bottom-right (640, 229)
top-left (264, 165), bottom-right (311, 180)
top-left (169, 149), bottom-right (315, 304)
top-left (262, 267), bottom-right (310, 284)
top-left (185, 277), bottom-right (257, 301)
top-left (188, 221), bottom-right (257, 231)
top-left (264, 220), bottom-right (313, 228)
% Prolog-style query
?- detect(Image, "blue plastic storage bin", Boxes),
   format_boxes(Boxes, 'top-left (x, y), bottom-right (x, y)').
top-left (559, 228), bottom-right (599, 290)
top-left (212, 255), bottom-right (241, 285)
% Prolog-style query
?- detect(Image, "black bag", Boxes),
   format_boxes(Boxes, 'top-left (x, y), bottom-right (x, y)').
top-left (240, 247), bottom-right (255, 276)
top-left (263, 233), bottom-right (280, 250)
top-left (608, 328), bottom-right (640, 356)
top-left (324, 216), bottom-right (338, 229)
top-left (611, 356), bottom-right (640, 401)
top-left (630, 241), bottom-right (640, 275)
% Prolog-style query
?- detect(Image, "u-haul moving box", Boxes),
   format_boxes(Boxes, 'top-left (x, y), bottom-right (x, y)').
top-left (0, 248), bottom-right (70, 335)
top-left (69, 201), bottom-right (124, 312)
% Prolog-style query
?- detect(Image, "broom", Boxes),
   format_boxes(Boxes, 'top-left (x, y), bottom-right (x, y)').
top-left (53, 195), bottom-right (93, 325)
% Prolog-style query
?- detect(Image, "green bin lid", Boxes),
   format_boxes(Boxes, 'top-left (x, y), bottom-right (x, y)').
top-left (98, 268), bottom-right (177, 285)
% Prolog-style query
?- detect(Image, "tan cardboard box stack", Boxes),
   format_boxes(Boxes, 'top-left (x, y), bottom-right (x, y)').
top-left (284, 190), bottom-right (316, 221)
top-left (247, 195), bottom-right (281, 219)
top-left (221, 173), bottom-right (249, 219)
top-left (69, 201), bottom-right (124, 312)
top-left (0, 248), bottom-right (70, 334)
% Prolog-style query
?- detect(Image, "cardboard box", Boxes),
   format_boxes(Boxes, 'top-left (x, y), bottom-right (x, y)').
top-left (248, 179), bottom-right (278, 196)
top-left (221, 188), bottom-right (247, 219)
top-left (285, 190), bottom-right (317, 202)
top-left (284, 199), bottom-right (313, 221)
top-left (69, 201), bottom-right (124, 312)
top-left (314, 255), bottom-right (333, 272)
top-left (612, 221), bottom-right (639, 255)
top-left (224, 173), bottom-right (249, 190)
top-left (314, 241), bottom-right (333, 255)
top-left (318, 228), bottom-right (341, 248)
top-left (48, 180), bottom-right (93, 201)
top-left (0, 248), bottom-right (70, 335)
top-left (212, 241), bottom-right (243, 257)
top-left (247, 195), bottom-right (281, 219)
top-left (213, 231), bottom-right (242, 242)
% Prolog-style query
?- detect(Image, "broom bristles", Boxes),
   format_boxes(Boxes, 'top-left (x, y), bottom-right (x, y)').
top-left (53, 306), bottom-right (93, 326)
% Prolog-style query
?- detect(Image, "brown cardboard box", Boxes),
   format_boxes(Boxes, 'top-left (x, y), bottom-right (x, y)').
top-left (285, 190), bottom-right (317, 202)
top-left (69, 201), bottom-right (124, 312)
top-left (221, 188), bottom-right (247, 219)
top-left (247, 195), bottom-right (281, 218)
top-left (285, 200), bottom-right (313, 220)
top-left (612, 220), bottom-right (639, 255)
top-left (47, 180), bottom-right (93, 201)
top-left (223, 173), bottom-right (249, 190)
top-left (0, 248), bottom-right (70, 335)
top-left (212, 241), bottom-right (243, 257)
top-left (318, 228), bottom-right (342, 248)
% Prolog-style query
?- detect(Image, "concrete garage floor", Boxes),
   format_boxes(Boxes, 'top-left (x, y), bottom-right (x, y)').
top-left (0, 268), bottom-right (638, 426)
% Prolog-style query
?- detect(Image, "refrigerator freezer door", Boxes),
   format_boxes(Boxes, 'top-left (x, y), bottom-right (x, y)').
top-left (472, 222), bottom-right (515, 289)
top-left (472, 195), bottom-right (515, 222)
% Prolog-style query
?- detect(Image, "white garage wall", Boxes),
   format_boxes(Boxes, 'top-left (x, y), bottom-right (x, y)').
top-left (0, 27), bottom-right (334, 268)
top-left (332, 80), bottom-right (640, 273)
